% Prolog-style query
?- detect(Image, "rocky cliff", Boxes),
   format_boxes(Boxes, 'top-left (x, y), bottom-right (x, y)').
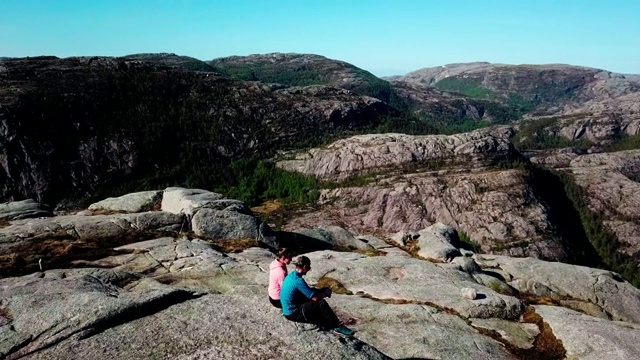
top-left (0, 56), bottom-right (390, 204)
top-left (532, 149), bottom-right (640, 265)
top-left (1, 189), bottom-right (640, 359)
top-left (276, 128), bottom-right (582, 262)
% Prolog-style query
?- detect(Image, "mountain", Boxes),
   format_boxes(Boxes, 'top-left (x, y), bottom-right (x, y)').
top-left (208, 52), bottom-right (394, 102)
top-left (394, 62), bottom-right (640, 146)
top-left (0, 55), bottom-right (390, 205)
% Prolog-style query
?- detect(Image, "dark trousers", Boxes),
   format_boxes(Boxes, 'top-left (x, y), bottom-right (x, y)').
top-left (269, 297), bottom-right (282, 308)
top-left (284, 299), bottom-right (341, 330)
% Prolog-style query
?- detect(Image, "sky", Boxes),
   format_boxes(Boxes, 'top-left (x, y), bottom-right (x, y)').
top-left (1, 0), bottom-right (639, 76)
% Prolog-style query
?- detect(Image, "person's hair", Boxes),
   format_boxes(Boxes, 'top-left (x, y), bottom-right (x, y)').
top-left (278, 248), bottom-right (293, 259)
top-left (292, 255), bottom-right (311, 268)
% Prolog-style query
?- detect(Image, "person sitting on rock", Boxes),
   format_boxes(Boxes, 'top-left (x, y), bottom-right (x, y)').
top-left (280, 255), bottom-right (355, 336)
top-left (268, 248), bottom-right (293, 308)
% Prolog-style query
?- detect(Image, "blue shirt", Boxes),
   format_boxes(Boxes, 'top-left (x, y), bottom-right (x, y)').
top-left (280, 270), bottom-right (316, 316)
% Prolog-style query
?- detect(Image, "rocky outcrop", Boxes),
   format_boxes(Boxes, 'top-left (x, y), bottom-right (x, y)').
top-left (276, 127), bottom-right (517, 181)
top-left (0, 199), bottom-right (52, 220)
top-left (0, 188), bottom-right (277, 276)
top-left (161, 187), bottom-right (277, 248)
top-left (392, 222), bottom-right (461, 261)
top-left (277, 131), bottom-right (572, 260)
top-left (534, 305), bottom-right (640, 360)
top-left (473, 254), bottom-right (640, 324)
top-left (3, 191), bottom-right (640, 359)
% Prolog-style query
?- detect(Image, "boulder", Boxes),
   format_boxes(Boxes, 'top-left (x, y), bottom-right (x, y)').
top-left (0, 199), bottom-right (53, 221)
top-left (413, 223), bottom-right (461, 261)
top-left (88, 190), bottom-right (163, 213)
top-left (161, 187), bottom-right (235, 216)
top-left (191, 209), bottom-right (276, 249)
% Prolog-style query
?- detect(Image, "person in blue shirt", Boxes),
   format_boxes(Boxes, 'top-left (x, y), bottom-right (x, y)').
top-left (280, 255), bottom-right (354, 336)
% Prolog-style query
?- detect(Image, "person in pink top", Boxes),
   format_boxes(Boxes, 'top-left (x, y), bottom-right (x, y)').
top-left (268, 248), bottom-right (293, 308)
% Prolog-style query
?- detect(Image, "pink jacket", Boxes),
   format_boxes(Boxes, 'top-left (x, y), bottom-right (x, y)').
top-left (268, 259), bottom-right (288, 300)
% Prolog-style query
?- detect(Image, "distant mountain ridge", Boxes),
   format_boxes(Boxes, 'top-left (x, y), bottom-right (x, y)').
top-left (2, 51), bottom-right (640, 206)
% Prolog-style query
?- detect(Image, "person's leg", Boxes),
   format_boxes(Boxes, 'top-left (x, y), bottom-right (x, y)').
top-left (269, 297), bottom-right (282, 308)
top-left (297, 299), bottom-right (341, 329)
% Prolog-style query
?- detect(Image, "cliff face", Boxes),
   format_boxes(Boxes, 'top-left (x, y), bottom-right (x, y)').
top-left (276, 128), bottom-right (574, 261)
top-left (0, 56), bottom-right (390, 204)
top-left (532, 149), bottom-right (640, 262)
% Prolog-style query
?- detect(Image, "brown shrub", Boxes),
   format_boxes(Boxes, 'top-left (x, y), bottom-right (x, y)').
top-left (316, 276), bottom-right (353, 295)
top-left (209, 238), bottom-right (263, 253)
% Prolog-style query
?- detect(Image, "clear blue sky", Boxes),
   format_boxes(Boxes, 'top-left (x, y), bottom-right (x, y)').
top-left (1, 0), bottom-right (638, 76)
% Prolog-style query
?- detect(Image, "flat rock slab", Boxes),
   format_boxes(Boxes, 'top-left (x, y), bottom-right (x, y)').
top-left (474, 254), bottom-right (640, 324)
top-left (330, 295), bottom-right (516, 360)
top-left (304, 250), bottom-right (523, 320)
top-left (0, 199), bottom-right (52, 220)
top-left (535, 305), bottom-right (640, 360)
top-left (0, 212), bottom-right (186, 264)
top-left (23, 294), bottom-right (390, 360)
top-left (0, 268), bottom-right (198, 359)
top-left (88, 190), bottom-right (162, 213)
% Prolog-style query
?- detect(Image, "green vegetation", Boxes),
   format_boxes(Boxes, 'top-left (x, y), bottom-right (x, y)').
top-left (506, 93), bottom-right (537, 113)
top-left (555, 171), bottom-right (640, 287)
top-left (513, 117), bottom-right (592, 151)
top-left (456, 230), bottom-right (483, 253)
top-left (222, 159), bottom-right (320, 205)
top-left (604, 133), bottom-right (640, 152)
top-left (95, 157), bottom-right (321, 208)
top-left (435, 77), bottom-right (494, 99)
top-left (210, 60), bottom-right (397, 102)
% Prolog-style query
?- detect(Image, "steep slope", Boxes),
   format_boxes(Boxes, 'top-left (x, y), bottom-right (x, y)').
top-left (276, 128), bottom-right (600, 264)
top-left (0, 56), bottom-right (390, 205)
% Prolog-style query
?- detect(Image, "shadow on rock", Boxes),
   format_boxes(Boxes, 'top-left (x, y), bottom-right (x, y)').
top-left (276, 230), bottom-right (333, 253)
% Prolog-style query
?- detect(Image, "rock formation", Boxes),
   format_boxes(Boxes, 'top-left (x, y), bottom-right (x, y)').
top-left (2, 190), bottom-right (640, 359)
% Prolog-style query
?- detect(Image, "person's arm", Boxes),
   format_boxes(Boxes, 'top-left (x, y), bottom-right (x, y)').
top-left (311, 287), bottom-right (332, 301)
top-left (297, 278), bottom-right (325, 301)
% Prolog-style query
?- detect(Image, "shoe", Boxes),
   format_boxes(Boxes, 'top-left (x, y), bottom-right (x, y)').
top-left (332, 325), bottom-right (355, 336)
